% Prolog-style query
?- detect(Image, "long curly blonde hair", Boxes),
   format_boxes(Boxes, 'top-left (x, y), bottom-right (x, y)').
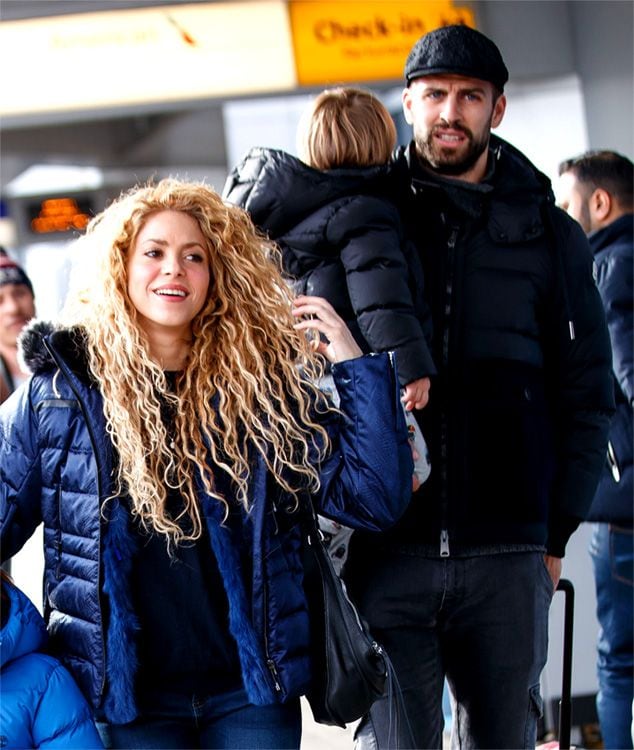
top-left (65, 178), bottom-right (330, 545)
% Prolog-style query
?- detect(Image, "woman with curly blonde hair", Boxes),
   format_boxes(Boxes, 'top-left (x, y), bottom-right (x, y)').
top-left (0, 178), bottom-right (412, 749)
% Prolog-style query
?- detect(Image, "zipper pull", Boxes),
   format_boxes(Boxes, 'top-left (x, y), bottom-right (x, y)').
top-left (267, 659), bottom-right (282, 692)
top-left (440, 529), bottom-right (450, 557)
top-left (568, 320), bottom-right (576, 341)
top-left (607, 441), bottom-right (621, 483)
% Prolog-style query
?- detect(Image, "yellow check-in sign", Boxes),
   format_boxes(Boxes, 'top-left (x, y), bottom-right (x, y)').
top-left (289, 0), bottom-right (475, 86)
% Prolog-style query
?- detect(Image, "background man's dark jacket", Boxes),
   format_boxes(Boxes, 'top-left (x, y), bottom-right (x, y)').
top-left (223, 147), bottom-right (435, 385)
top-left (367, 135), bottom-right (613, 558)
top-left (585, 213), bottom-right (633, 524)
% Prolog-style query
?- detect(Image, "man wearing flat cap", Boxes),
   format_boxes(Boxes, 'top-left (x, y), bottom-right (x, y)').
top-left (345, 24), bottom-right (614, 749)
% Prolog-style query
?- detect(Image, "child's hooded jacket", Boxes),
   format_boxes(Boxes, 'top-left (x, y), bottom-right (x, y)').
top-left (0, 580), bottom-right (103, 749)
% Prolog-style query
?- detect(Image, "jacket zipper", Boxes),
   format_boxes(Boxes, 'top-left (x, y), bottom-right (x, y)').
top-left (442, 226), bottom-right (458, 367)
top-left (43, 340), bottom-right (108, 700)
top-left (439, 225), bottom-right (459, 558)
top-left (54, 486), bottom-right (62, 578)
top-left (261, 573), bottom-right (283, 694)
top-left (260, 508), bottom-right (283, 697)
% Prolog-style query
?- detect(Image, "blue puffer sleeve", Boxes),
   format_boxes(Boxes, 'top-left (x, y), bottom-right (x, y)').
top-left (316, 352), bottom-right (413, 530)
top-left (0, 381), bottom-right (43, 562)
top-left (32, 661), bottom-right (104, 748)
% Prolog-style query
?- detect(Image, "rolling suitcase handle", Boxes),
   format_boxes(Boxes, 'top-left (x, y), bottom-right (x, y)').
top-left (556, 578), bottom-right (575, 750)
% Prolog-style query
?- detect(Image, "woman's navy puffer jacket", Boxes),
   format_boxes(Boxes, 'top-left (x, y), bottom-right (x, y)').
top-left (0, 323), bottom-right (412, 724)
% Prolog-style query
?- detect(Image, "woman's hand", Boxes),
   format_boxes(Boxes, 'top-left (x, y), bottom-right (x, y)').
top-left (292, 295), bottom-right (363, 364)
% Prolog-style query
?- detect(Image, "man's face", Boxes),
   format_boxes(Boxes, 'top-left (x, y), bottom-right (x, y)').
top-left (0, 283), bottom-right (36, 350)
top-left (402, 74), bottom-right (506, 182)
top-left (556, 170), bottom-right (593, 234)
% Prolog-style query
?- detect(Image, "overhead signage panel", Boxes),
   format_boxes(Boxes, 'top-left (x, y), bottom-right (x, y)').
top-left (28, 197), bottom-right (93, 235)
top-left (0, 1), bottom-right (296, 118)
top-left (289, 0), bottom-right (475, 86)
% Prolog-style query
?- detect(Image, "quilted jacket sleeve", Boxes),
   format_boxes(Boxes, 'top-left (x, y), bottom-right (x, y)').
top-left (316, 352), bottom-right (413, 531)
top-left (327, 196), bottom-right (436, 384)
top-left (0, 381), bottom-right (43, 562)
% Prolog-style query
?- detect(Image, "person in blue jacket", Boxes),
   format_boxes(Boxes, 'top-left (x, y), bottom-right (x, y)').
top-left (0, 570), bottom-right (103, 749)
top-left (558, 150), bottom-right (633, 750)
top-left (0, 179), bottom-right (412, 750)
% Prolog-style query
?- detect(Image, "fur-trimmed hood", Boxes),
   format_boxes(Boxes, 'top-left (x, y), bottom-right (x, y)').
top-left (19, 320), bottom-right (92, 382)
top-left (18, 319), bottom-right (88, 379)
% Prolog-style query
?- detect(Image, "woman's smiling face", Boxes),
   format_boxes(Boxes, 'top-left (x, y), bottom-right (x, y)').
top-left (126, 209), bottom-right (210, 342)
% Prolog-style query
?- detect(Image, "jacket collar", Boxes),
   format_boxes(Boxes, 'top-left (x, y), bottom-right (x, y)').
top-left (589, 213), bottom-right (634, 255)
top-left (406, 141), bottom-right (494, 219)
top-left (400, 136), bottom-right (551, 241)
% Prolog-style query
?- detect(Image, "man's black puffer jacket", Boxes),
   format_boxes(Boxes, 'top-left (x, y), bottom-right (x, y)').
top-left (366, 135), bottom-right (614, 558)
top-left (223, 147), bottom-right (436, 384)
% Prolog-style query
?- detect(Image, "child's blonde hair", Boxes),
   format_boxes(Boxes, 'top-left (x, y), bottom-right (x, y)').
top-left (298, 87), bottom-right (397, 170)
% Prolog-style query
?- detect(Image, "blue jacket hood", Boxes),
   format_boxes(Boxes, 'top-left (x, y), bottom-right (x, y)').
top-left (1, 582), bottom-right (48, 669)
top-left (0, 583), bottom-right (104, 749)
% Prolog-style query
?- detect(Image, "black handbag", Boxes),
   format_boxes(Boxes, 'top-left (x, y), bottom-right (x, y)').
top-left (301, 501), bottom-right (387, 727)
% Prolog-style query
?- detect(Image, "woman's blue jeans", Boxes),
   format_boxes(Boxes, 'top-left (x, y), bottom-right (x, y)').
top-left (590, 522), bottom-right (634, 750)
top-left (97, 687), bottom-right (301, 749)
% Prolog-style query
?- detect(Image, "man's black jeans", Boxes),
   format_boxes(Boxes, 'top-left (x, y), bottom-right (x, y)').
top-left (346, 548), bottom-right (554, 749)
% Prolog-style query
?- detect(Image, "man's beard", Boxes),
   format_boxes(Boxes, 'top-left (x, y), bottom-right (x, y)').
top-left (415, 122), bottom-right (490, 177)
top-left (577, 199), bottom-right (593, 234)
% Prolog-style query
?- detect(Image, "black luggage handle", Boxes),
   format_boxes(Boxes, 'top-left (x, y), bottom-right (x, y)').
top-left (556, 578), bottom-right (575, 750)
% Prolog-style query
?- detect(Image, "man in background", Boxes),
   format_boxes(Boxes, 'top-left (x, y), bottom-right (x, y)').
top-left (345, 25), bottom-right (614, 749)
top-left (558, 151), bottom-right (633, 750)
top-left (0, 248), bottom-right (36, 404)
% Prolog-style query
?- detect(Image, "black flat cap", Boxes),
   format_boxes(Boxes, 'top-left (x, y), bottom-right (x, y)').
top-left (405, 25), bottom-right (509, 91)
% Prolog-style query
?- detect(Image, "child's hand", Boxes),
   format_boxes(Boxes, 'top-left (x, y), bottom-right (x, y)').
top-left (412, 471), bottom-right (422, 492)
top-left (402, 377), bottom-right (431, 411)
